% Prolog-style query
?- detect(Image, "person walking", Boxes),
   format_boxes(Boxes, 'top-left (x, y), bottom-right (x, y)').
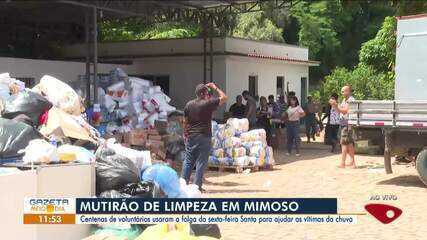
top-left (242, 90), bottom-right (257, 129)
top-left (229, 95), bottom-right (246, 118)
top-left (283, 96), bottom-right (305, 156)
top-left (257, 96), bottom-right (272, 145)
top-left (268, 95), bottom-right (280, 119)
top-left (304, 96), bottom-right (317, 143)
top-left (323, 93), bottom-right (340, 152)
top-left (182, 82), bottom-right (227, 190)
top-left (330, 85), bottom-right (356, 168)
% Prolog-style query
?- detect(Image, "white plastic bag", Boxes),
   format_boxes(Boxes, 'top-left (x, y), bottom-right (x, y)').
top-left (224, 136), bottom-right (242, 148)
top-left (240, 129), bottom-right (267, 143)
top-left (234, 156), bottom-right (249, 166)
top-left (226, 147), bottom-right (246, 158)
top-left (227, 118), bottom-right (249, 134)
top-left (107, 139), bottom-right (152, 172)
top-left (179, 178), bottom-right (201, 198)
top-left (212, 148), bottom-right (225, 158)
top-left (104, 94), bottom-right (116, 113)
top-left (22, 139), bottom-right (59, 164)
top-left (57, 145), bottom-right (95, 163)
top-left (37, 75), bottom-right (82, 115)
top-left (265, 146), bottom-right (275, 165)
top-left (249, 145), bottom-right (266, 166)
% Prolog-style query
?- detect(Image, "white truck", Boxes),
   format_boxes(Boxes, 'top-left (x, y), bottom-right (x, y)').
top-left (348, 14), bottom-right (427, 185)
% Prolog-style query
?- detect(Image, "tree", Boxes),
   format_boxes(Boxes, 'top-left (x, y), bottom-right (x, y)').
top-left (359, 16), bottom-right (397, 72)
top-left (100, 21), bottom-right (200, 41)
top-left (314, 16), bottom-right (397, 102)
top-left (289, 0), bottom-right (395, 82)
top-left (232, 12), bottom-right (284, 42)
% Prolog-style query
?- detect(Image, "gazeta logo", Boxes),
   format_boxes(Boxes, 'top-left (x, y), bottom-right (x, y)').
top-left (29, 198), bottom-right (69, 213)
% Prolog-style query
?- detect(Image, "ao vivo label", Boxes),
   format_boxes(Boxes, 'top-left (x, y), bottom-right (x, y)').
top-left (365, 204), bottom-right (402, 224)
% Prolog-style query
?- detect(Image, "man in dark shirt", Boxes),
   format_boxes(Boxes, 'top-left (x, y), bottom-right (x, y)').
top-left (229, 95), bottom-right (246, 118)
top-left (182, 82), bottom-right (227, 190)
top-left (242, 90), bottom-right (257, 129)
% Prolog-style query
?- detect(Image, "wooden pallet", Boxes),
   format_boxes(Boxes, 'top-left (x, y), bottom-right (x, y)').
top-left (208, 164), bottom-right (274, 173)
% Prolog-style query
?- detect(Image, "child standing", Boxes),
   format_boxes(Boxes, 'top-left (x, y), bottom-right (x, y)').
top-left (283, 96), bottom-right (305, 156)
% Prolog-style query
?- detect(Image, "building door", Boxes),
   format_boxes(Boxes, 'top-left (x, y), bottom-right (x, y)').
top-left (248, 75), bottom-right (258, 97)
top-left (276, 76), bottom-right (284, 96)
top-left (300, 77), bottom-right (308, 105)
top-left (153, 75), bottom-right (170, 96)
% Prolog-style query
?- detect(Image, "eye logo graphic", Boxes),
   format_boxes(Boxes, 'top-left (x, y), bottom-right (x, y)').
top-left (365, 203), bottom-right (402, 224)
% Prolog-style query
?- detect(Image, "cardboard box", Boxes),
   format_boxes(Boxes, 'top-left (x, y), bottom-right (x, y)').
top-left (104, 133), bottom-right (124, 143)
top-left (147, 139), bottom-right (164, 148)
top-left (147, 129), bottom-right (159, 135)
top-left (125, 128), bottom-right (147, 146)
top-left (154, 120), bottom-right (168, 135)
top-left (148, 134), bottom-right (162, 141)
top-left (152, 148), bottom-right (166, 160)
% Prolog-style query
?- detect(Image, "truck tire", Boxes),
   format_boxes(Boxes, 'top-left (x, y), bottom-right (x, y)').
top-left (416, 149), bottom-right (427, 186)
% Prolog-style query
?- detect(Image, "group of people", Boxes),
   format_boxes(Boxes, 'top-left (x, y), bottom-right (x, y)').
top-left (229, 91), bottom-right (317, 156)
top-left (181, 82), bottom-right (356, 191)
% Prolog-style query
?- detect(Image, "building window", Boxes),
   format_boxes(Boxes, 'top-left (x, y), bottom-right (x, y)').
top-left (248, 75), bottom-right (258, 97)
top-left (276, 76), bottom-right (284, 96)
top-left (11, 76), bottom-right (35, 88)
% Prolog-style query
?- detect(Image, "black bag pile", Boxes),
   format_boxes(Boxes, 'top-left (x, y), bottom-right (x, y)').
top-left (95, 144), bottom-right (159, 198)
top-left (0, 118), bottom-right (42, 158)
top-left (2, 90), bottom-right (52, 127)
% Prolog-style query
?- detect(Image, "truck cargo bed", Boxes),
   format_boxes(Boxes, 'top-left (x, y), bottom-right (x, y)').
top-left (349, 100), bottom-right (427, 128)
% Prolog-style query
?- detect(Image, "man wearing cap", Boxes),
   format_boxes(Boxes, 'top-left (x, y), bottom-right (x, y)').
top-left (182, 82), bottom-right (227, 190)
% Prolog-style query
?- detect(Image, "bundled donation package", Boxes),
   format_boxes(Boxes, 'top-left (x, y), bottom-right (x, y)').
top-left (100, 68), bottom-right (176, 134)
top-left (209, 118), bottom-right (275, 167)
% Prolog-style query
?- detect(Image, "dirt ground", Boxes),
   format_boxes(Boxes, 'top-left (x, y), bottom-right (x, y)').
top-left (203, 140), bottom-right (427, 240)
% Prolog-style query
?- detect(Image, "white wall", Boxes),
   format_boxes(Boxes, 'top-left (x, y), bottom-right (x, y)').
top-left (225, 38), bottom-right (308, 60)
top-left (0, 57), bottom-right (134, 84)
top-left (64, 38), bottom-right (227, 58)
top-left (225, 56), bottom-right (309, 109)
top-left (63, 37), bottom-right (309, 61)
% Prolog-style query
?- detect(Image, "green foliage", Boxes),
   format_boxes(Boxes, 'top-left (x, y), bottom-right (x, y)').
top-left (359, 16), bottom-right (397, 72)
top-left (316, 65), bottom-right (393, 103)
top-left (232, 12), bottom-right (284, 42)
top-left (290, 1), bottom-right (341, 58)
top-left (100, 21), bottom-right (200, 41)
top-left (314, 16), bottom-right (396, 102)
top-left (289, 0), bottom-right (395, 80)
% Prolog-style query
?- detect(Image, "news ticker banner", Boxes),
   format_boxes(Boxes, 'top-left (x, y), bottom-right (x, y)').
top-left (23, 198), bottom-right (359, 225)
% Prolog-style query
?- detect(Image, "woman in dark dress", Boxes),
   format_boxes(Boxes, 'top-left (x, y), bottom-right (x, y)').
top-left (257, 96), bottom-right (272, 145)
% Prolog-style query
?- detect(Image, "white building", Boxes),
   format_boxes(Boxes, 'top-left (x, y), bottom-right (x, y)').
top-left (1, 37), bottom-right (318, 117)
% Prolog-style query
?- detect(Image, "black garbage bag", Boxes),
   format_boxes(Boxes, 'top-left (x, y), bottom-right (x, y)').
top-left (95, 145), bottom-right (140, 194)
top-left (2, 90), bottom-right (52, 126)
top-left (99, 189), bottom-right (131, 198)
top-left (167, 110), bottom-right (184, 118)
top-left (190, 224), bottom-right (221, 239)
top-left (0, 118), bottom-right (42, 158)
top-left (121, 181), bottom-right (156, 198)
top-left (99, 181), bottom-right (164, 198)
top-left (166, 139), bottom-right (185, 156)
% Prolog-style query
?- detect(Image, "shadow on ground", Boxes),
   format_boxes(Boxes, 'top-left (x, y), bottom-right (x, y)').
top-left (377, 175), bottom-right (426, 188)
top-left (205, 180), bottom-right (247, 187)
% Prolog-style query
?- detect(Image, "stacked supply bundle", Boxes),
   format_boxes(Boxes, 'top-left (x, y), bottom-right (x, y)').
top-left (209, 118), bottom-right (275, 167)
top-left (101, 68), bottom-right (176, 136)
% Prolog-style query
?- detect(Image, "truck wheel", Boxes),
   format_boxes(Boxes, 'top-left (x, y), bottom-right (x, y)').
top-left (416, 149), bottom-right (427, 186)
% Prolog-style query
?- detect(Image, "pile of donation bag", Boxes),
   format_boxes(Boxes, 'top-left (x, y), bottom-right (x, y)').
top-left (210, 118), bottom-right (275, 167)
top-left (0, 71), bottom-right (221, 240)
